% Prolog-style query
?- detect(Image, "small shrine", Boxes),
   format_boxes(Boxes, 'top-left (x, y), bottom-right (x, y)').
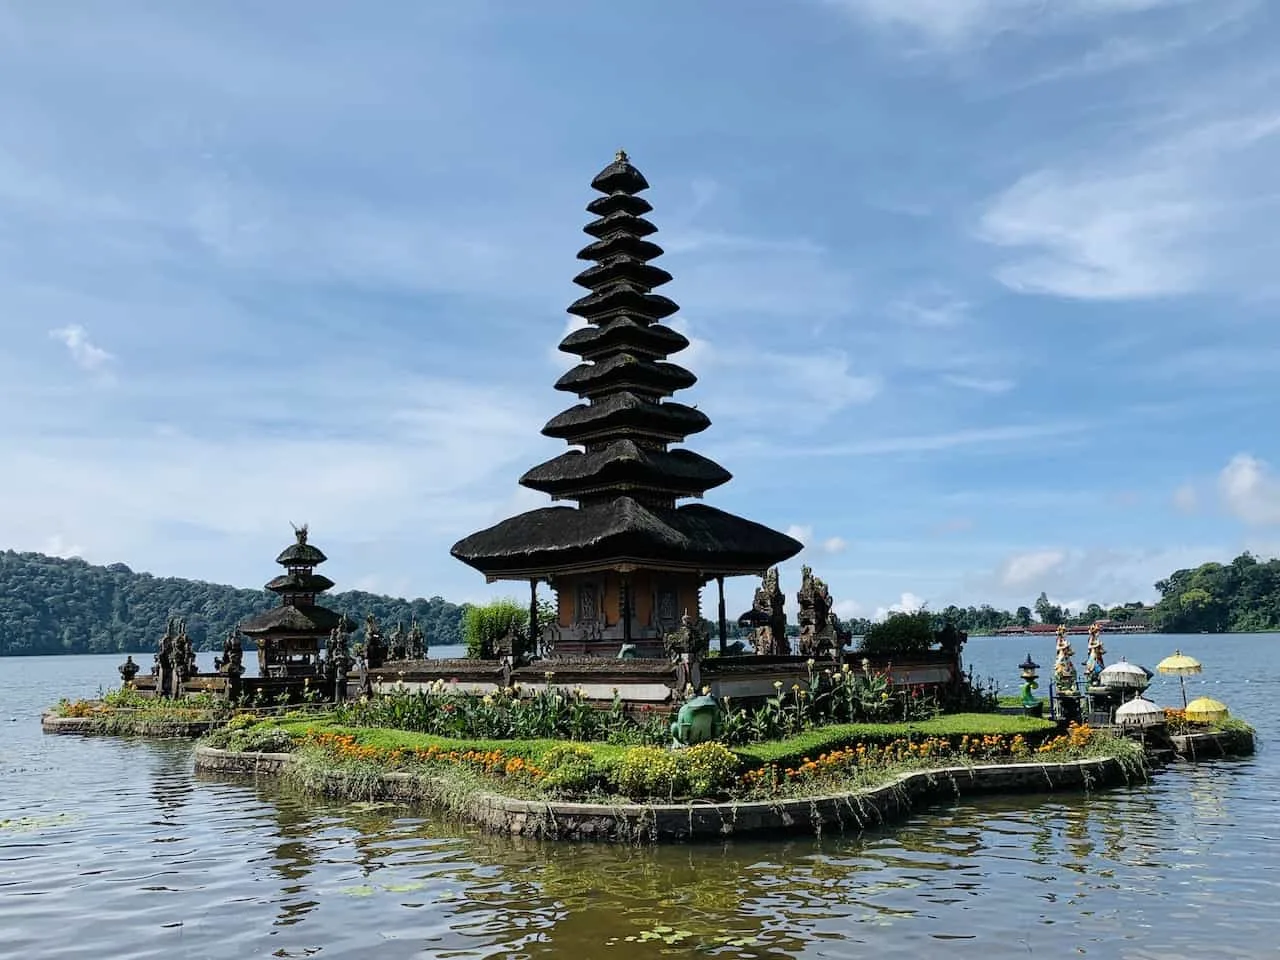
top-left (240, 524), bottom-right (351, 679)
top-left (451, 152), bottom-right (803, 657)
top-left (738, 567), bottom-right (789, 656)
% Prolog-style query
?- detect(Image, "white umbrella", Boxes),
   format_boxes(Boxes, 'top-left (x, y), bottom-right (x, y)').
top-left (1115, 695), bottom-right (1164, 728)
top-left (1099, 660), bottom-right (1150, 690)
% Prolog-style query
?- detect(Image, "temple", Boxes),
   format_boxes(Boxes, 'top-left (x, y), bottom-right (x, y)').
top-left (451, 151), bottom-right (804, 657)
top-left (240, 524), bottom-right (350, 678)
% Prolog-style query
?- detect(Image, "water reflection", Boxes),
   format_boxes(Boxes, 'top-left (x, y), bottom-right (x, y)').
top-left (5, 641), bottom-right (1280, 958)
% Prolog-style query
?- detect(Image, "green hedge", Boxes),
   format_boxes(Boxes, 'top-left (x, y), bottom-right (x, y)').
top-left (271, 717), bottom-right (630, 765)
top-left (735, 713), bottom-right (1057, 767)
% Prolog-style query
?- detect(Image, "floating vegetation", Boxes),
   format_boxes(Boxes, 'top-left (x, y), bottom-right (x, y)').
top-left (336, 879), bottom-right (430, 897)
top-left (0, 812), bottom-right (84, 833)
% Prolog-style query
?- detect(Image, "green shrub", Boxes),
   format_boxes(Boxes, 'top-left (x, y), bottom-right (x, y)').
top-left (540, 745), bottom-right (608, 797)
top-left (680, 742), bottom-right (739, 796)
top-left (614, 746), bottom-right (681, 800)
top-left (858, 611), bottom-right (935, 656)
top-left (462, 599), bottom-right (528, 659)
top-left (611, 743), bottom-right (740, 799)
top-left (205, 725), bottom-right (297, 753)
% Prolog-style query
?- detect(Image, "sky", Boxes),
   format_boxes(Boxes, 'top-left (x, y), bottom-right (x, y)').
top-left (2, 0), bottom-right (1279, 622)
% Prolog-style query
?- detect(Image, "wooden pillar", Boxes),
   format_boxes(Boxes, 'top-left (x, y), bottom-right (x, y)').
top-left (621, 572), bottom-right (633, 645)
top-left (529, 578), bottom-right (539, 655)
top-left (716, 575), bottom-right (727, 654)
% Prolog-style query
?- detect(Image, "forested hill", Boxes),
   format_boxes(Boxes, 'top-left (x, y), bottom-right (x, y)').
top-left (0, 550), bottom-right (465, 656)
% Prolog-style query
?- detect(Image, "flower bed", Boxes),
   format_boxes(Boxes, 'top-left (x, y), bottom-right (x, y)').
top-left (212, 711), bottom-right (1132, 807)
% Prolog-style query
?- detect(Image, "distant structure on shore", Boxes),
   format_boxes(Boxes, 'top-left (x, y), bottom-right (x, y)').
top-left (994, 620), bottom-right (1150, 637)
top-left (451, 151), bottom-right (803, 657)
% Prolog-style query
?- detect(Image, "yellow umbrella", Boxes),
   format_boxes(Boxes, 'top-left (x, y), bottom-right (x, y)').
top-left (1157, 650), bottom-right (1202, 708)
top-left (1185, 696), bottom-right (1228, 724)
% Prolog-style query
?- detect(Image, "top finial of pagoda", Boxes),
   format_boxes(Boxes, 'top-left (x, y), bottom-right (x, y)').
top-left (592, 150), bottom-right (649, 195)
top-left (277, 522), bottom-right (327, 567)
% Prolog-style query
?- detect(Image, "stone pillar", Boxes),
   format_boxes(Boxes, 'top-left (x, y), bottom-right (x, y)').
top-left (529, 578), bottom-right (539, 657)
top-left (621, 573), bottom-right (633, 646)
top-left (716, 575), bottom-right (727, 654)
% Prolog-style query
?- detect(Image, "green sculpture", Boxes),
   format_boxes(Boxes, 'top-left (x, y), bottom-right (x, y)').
top-left (670, 694), bottom-right (721, 747)
top-left (1020, 677), bottom-right (1039, 707)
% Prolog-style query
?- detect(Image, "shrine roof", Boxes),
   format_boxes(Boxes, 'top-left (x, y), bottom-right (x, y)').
top-left (451, 497), bottom-right (804, 579)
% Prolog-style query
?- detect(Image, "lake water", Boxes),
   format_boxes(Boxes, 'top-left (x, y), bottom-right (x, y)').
top-left (1, 634), bottom-right (1275, 958)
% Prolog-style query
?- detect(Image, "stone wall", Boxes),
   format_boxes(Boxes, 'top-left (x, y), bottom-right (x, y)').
top-left (194, 746), bottom-right (1138, 843)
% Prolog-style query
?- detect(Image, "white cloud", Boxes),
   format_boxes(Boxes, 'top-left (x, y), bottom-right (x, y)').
top-left (890, 292), bottom-right (970, 328)
top-left (873, 591), bottom-right (926, 621)
top-left (823, 0), bottom-right (1201, 49)
top-left (1000, 549), bottom-right (1067, 586)
top-left (821, 536), bottom-right (848, 554)
top-left (49, 324), bottom-right (113, 371)
top-left (42, 534), bottom-right (85, 559)
top-left (785, 524), bottom-right (814, 546)
top-left (1219, 454), bottom-right (1280, 525)
top-left (1173, 483), bottom-right (1199, 513)
top-left (833, 598), bottom-right (863, 618)
top-left (978, 109), bottom-right (1280, 300)
top-left (942, 374), bottom-right (1016, 394)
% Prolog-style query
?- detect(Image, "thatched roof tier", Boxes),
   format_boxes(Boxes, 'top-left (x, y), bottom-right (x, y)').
top-left (275, 539), bottom-right (327, 567)
top-left (586, 192), bottom-right (652, 217)
top-left (542, 393), bottom-right (709, 444)
top-left (572, 257), bottom-right (672, 292)
top-left (264, 572), bottom-right (335, 595)
top-left (575, 232), bottom-right (665, 265)
top-left (520, 440), bottom-right (730, 499)
top-left (590, 152), bottom-right (650, 194)
top-left (558, 317), bottom-right (688, 360)
top-left (555, 354), bottom-right (696, 399)
top-left (451, 496), bottom-right (803, 580)
top-left (240, 603), bottom-right (350, 635)
top-left (584, 211), bottom-right (658, 240)
top-left (567, 281), bottom-right (678, 321)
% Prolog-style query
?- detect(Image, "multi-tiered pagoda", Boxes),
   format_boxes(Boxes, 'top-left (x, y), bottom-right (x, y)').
top-left (452, 151), bottom-right (803, 656)
top-left (241, 524), bottom-right (349, 677)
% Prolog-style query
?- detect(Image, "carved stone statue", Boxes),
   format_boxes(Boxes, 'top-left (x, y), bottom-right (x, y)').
top-left (740, 567), bottom-right (788, 657)
top-left (663, 609), bottom-right (709, 661)
top-left (221, 627), bottom-right (245, 701)
top-left (118, 655), bottom-right (139, 687)
top-left (1085, 623), bottom-right (1106, 685)
top-left (1054, 634), bottom-right (1079, 695)
top-left (406, 619), bottom-right (426, 660)
top-left (364, 613), bottom-right (386, 669)
top-left (172, 618), bottom-right (196, 696)
top-left (155, 619), bottom-right (175, 699)
top-left (796, 566), bottom-right (845, 660)
top-left (386, 620), bottom-right (406, 661)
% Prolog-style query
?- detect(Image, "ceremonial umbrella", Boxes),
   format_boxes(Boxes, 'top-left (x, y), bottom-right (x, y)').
top-left (1115, 695), bottom-right (1164, 729)
top-left (1099, 660), bottom-right (1151, 692)
top-left (1185, 696), bottom-right (1229, 724)
top-left (1156, 649), bottom-right (1203, 709)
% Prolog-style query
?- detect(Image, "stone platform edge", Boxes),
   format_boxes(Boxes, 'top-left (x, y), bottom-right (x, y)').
top-left (1171, 729), bottom-right (1256, 759)
top-left (194, 745), bottom-right (1141, 843)
top-left (41, 713), bottom-right (220, 737)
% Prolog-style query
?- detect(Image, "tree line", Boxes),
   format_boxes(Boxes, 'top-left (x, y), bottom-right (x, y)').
top-left (2, 548), bottom-right (1277, 657)
top-left (0, 550), bottom-right (464, 656)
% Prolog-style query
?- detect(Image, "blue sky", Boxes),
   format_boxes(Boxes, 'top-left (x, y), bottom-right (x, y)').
top-left (3, 0), bottom-right (1278, 621)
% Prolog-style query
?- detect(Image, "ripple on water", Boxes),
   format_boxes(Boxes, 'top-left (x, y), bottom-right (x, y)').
top-left (5, 645), bottom-right (1280, 958)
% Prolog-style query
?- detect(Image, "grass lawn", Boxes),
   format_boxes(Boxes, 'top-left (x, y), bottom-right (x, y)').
top-left (264, 711), bottom-right (1057, 769)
